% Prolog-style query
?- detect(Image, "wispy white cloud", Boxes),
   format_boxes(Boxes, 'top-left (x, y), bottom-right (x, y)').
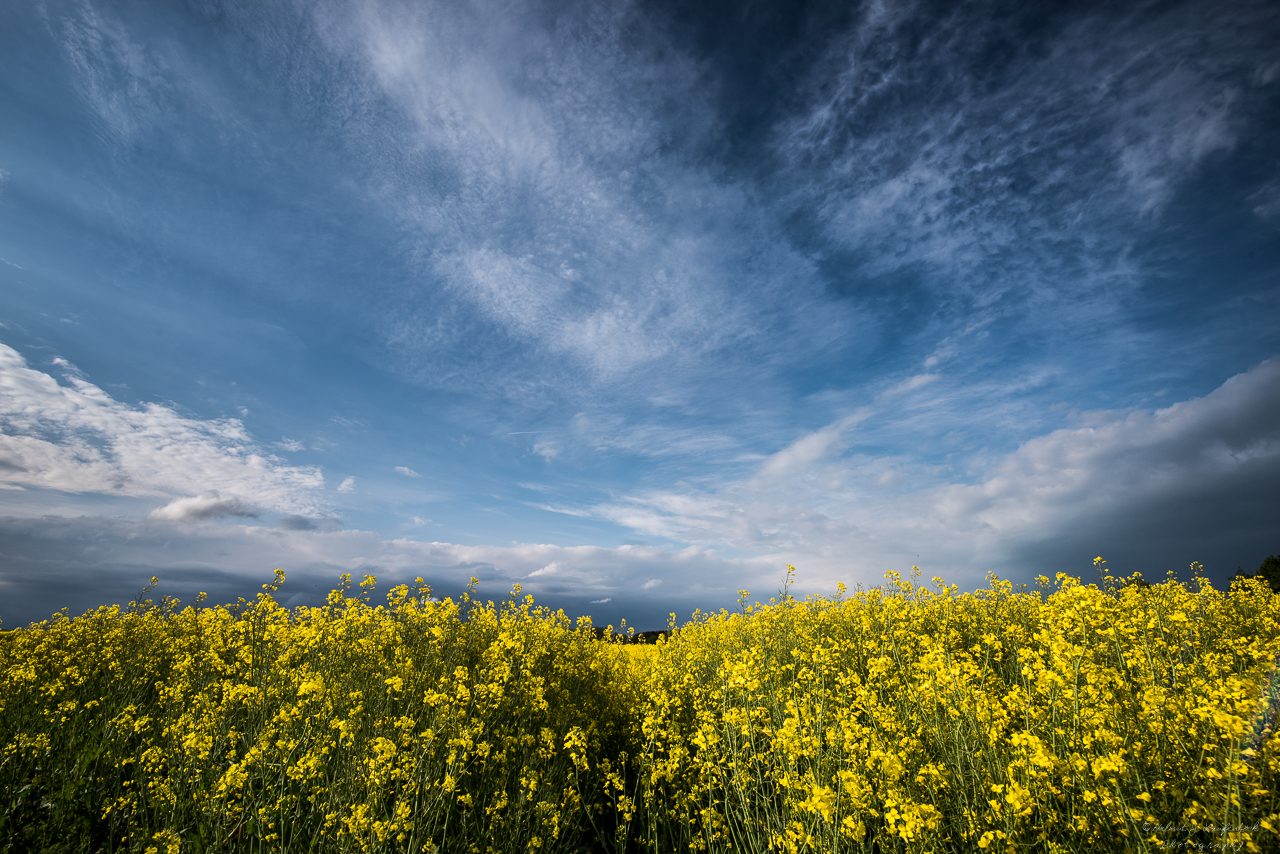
top-left (0, 343), bottom-right (325, 515)
top-left (337, 476), bottom-right (355, 493)
top-left (311, 0), bottom-right (840, 408)
top-left (394, 466), bottom-right (420, 478)
top-left (55, 0), bottom-right (171, 146)
top-left (757, 411), bottom-right (869, 480)
top-left (49, 356), bottom-right (84, 378)
top-left (566, 412), bottom-right (746, 461)
top-left (879, 375), bottom-right (940, 399)
top-left (1252, 180), bottom-right (1280, 225)
top-left (775, 0), bottom-right (1277, 314)
top-left (525, 561), bottom-right (560, 578)
top-left (532, 441), bottom-right (560, 461)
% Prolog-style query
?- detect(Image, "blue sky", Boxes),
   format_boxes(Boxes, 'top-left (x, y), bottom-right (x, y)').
top-left (1, 0), bottom-right (1278, 628)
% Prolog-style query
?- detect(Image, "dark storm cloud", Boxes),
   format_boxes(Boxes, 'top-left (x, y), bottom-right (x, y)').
top-left (1006, 460), bottom-right (1280, 587)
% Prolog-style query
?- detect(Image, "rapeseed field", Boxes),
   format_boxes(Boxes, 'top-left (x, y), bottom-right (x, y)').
top-left (1, 563), bottom-right (1276, 853)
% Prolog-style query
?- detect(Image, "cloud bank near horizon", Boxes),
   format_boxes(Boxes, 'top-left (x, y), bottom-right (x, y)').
top-left (0, 514), bottom-right (770, 629)
top-left (586, 357), bottom-right (1280, 584)
top-left (1, 355), bottom-right (1275, 629)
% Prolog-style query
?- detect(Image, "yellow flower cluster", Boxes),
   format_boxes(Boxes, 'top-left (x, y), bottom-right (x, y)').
top-left (625, 566), bottom-right (1280, 853)
top-left (1, 564), bottom-right (1277, 853)
top-left (0, 572), bottom-right (640, 853)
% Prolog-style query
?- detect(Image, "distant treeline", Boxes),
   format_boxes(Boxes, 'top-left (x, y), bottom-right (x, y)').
top-left (584, 626), bottom-right (669, 643)
top-left (1235, 554), bottom-right (1280, 593)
